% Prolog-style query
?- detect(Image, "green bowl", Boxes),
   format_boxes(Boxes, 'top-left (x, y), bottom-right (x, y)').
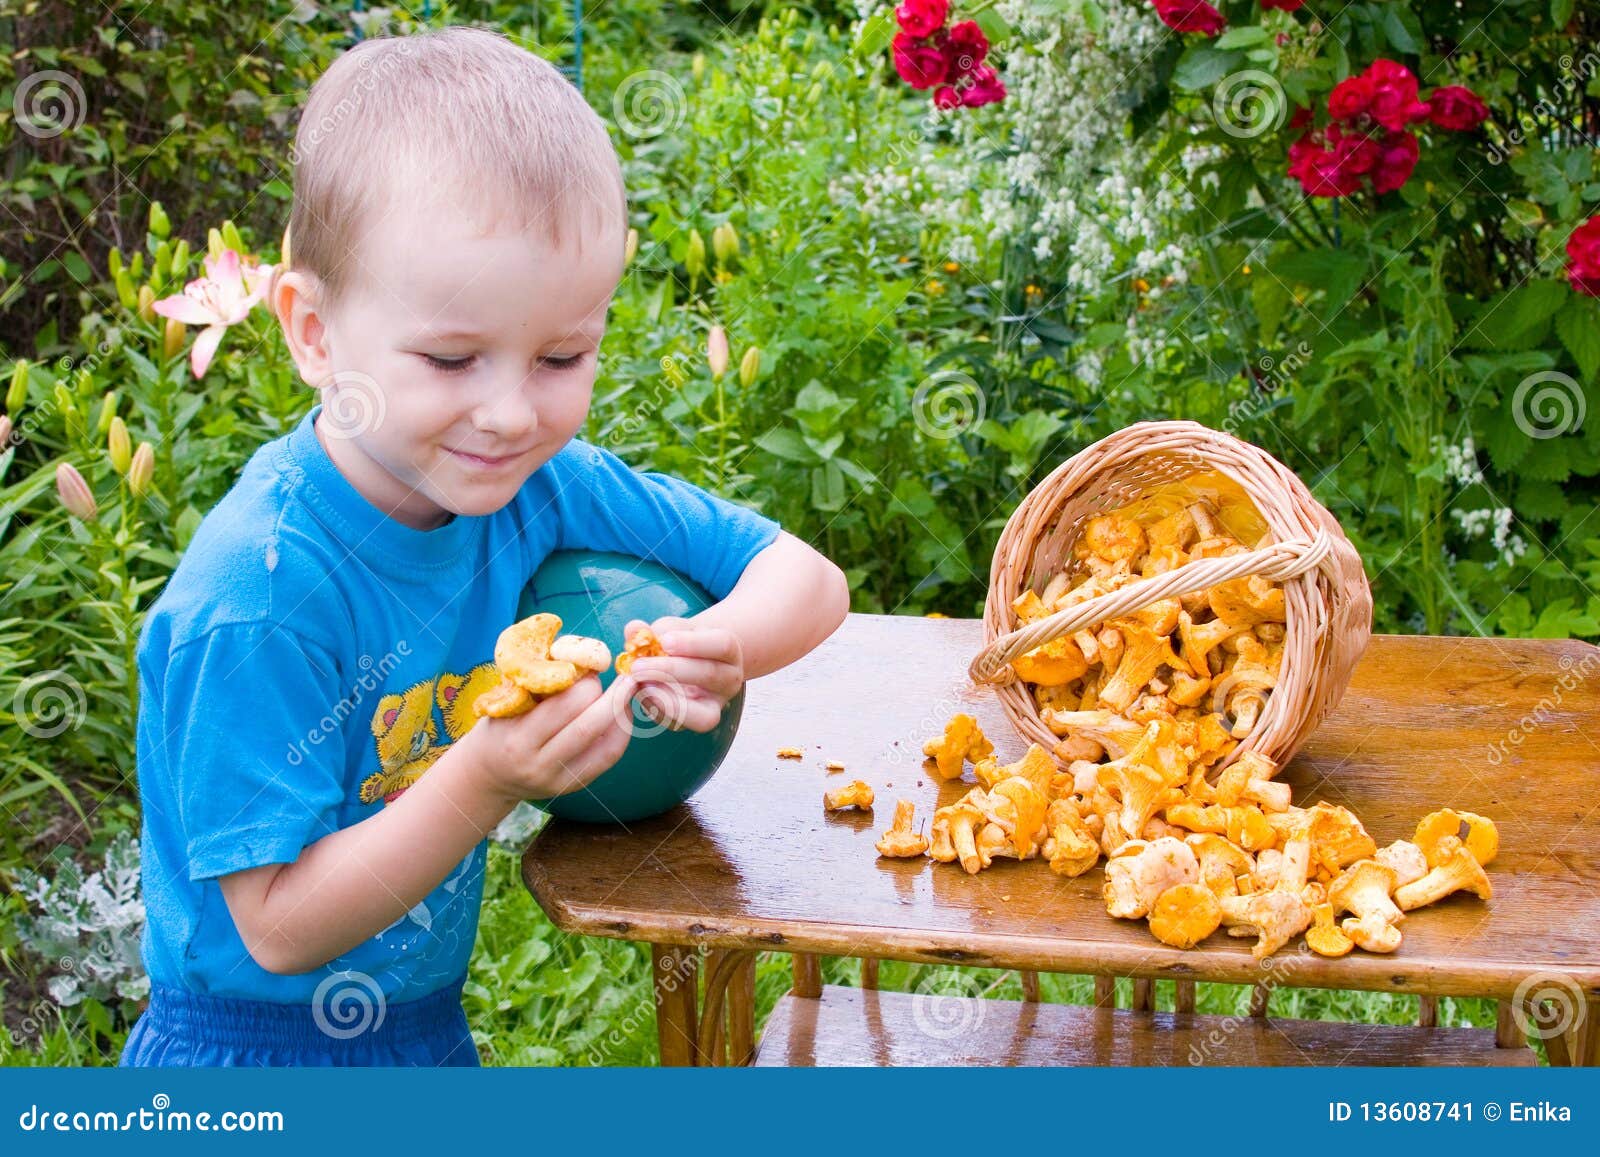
top-left (520, 550), bottom-right (744, 823)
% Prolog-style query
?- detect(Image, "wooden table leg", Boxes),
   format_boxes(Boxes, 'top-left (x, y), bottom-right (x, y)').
top-left (727, 952), bottom-right (756, 1066)
top-left (652, 944), bottom-right (699, 1067)
top-left (1131, 978), bottom-right (1154, 1012)
top-left (793, 952), bottom-right (822, 999)
top-left (1093, 975), bottom-right (1115, 1008)
top-left (861, 957), bottom-right (880, 990)
top-left (697, 949), bottom-right (756, 1067)
top-left (1175, 980), bottom-right (1196, 1014)
top-left (1495, 1001), bottom-right (1526, 1051)
top-left (1417, 995), bottom-right (1438, 1027)
top-left (1020, 971), bottom-right (1040, 1003)
top-left (1248, 984), bottom-right (1270, 1018)
top-left (1584, 999), bottom-right (1600, 1067)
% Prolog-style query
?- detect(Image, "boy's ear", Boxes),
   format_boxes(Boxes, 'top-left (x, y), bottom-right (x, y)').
top-left (271, 268), bottom-right (333, 391)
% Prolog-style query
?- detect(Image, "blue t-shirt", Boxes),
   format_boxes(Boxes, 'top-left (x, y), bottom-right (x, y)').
top-left (134, 405), bottom-right (780, 1004)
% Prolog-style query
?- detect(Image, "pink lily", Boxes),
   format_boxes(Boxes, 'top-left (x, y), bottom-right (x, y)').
top-left (151, 249), bottom-right (274, 378)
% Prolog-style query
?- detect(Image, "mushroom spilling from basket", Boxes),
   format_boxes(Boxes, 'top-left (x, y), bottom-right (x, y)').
top-left (868, 483), bottom-right (1497, 960)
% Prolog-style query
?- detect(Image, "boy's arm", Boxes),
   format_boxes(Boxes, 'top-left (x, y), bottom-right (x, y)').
top-left (679, 529), bottom-right (849, 680)
top-left (220, 673), bottom-right (641, 975)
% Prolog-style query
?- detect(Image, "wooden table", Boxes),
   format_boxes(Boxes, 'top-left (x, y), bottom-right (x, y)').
top-left (523, 613), bottom-right (1600, 1067)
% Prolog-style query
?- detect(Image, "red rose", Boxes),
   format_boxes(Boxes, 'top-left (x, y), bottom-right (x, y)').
top-left (1288, 105), bottom-right (1313, 130)
top-left (1327, 74), bottom-right (1375, 123)
top-left (943, 20), bottom-right (989, 79)
top-left (1364, 59), bottom-right (1431, 131)
top-left (1427, 85), bottom-right (1489, 131)
top-left (933, 85), bottom-right (963, 110)
top-left (959, 64), bottom-right (1007, 108)
top-left (1261, 0), bottom-right (1305, 9)
top-left (1370, 130), bottom-right (1419, 193)
top-left (1152, 0), bottom-right (1227, 36)
top-left (1568, 216), bottom-right (1600, 297)
top-left (1288, 130), bottom-right (1363, 197)
top-left (893, 32), bottom-right (950, 90)
top-left (895, 0), bottom-right (949, 38)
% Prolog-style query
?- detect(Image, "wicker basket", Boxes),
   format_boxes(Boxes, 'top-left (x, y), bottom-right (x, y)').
top-left (968, 419), bottom-right (1372, 772)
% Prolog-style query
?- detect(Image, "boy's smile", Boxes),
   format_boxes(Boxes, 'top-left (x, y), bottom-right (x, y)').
top-left (292, 194), bottom-right (626, 532)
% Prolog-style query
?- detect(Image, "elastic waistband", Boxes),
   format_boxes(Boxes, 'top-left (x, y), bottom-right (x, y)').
top-left (141, 977), bottom-right (467, 1054)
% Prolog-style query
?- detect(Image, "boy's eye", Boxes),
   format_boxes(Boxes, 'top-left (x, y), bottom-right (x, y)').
top-left (541, 353), bottom-right (586, 371)
top-left (421, 353), bottom-right (475, 374)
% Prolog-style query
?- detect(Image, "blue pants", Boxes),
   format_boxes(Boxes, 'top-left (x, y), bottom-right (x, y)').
top-left (119, 978), bottom-right (479, 1067)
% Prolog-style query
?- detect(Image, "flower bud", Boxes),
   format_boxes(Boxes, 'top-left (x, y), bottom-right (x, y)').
top-left (153, 240), bottom-right (172, 280)
top-left (707, 325), bottom-right (730, 379)
top-left (712, 222), bottom-right (740, 265)
top-left (221, 220), bottom-right (245, 254)
top-left (7, 359), bottom-right (29, 412)
top-left (692, 53), bottom-right (706, 83)
top-left (95, 391), bottom-right (117, 435)
top-left (137, 285), bottom-right (156, 323)
top-left (624, 227), bottom-right (639, 267)
top-left (128, 442), bottom-right (155, 497)
top-left (805, 81), bottom-right (823, 105)
top-left (207, 227), bottom-right (225, 262)
top-left (739, 345), bottom-right (761, 388)
top-left (685, 229), bottom-right (706, 279)
top-left (107, 247), bottom-right (124, 280)
top-left (163, 318), bottom-right (187, 362)
top-left (108, 416), bottom-right (132, 475)
top-left (148, 201), bottom-right (170, 239)
top-left (115, 269), bottom-right (138, 310)
top-left (811, 59), bottom-right (830, 81)
top-left (56, 463), bottom-right (98, 522)
top-left (0, 414), bottom-right (13, 449)
top-left (169, 239), bottom-right (190, 279)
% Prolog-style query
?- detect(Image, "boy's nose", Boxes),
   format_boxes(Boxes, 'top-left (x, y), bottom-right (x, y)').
top-left (470, 382), bottom-right (538, 441)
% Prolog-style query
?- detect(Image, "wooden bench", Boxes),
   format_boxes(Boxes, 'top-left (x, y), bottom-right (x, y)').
top-left (524, 614), bottom-right (1600, 1067)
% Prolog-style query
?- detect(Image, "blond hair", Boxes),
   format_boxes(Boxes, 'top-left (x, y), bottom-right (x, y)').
top-left (286, 26), bottom-right (625, 305)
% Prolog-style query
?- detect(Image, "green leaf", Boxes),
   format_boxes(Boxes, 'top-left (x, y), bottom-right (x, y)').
top-left (1216, 26), bottom-right (1270, 50)
top-left (1555, 297), bottom-right (1600, 383)
top-left (1380, 6), bottom-right (1423, 54)
top-left (974, 9), bottom-right (1011, 42)
top-left (1271, 249), bottom-right (1367, 308)
top-left (1478, 278), bottom-right (1568, 347)
top-left (753, 428), bottom-right (816, 463)
top-left (1173, 45), bottom-right (1244, 92)
top-left (854, 9), bottom-right (895, 59)
top-left (1552, 0), bottom-right (1577, 24)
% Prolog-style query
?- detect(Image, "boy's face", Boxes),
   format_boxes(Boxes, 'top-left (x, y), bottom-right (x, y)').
top-left (299, 197), bottom-right (624, 531)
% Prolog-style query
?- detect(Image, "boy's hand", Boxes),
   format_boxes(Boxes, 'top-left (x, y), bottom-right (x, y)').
top-left (622, 616), bottom-right (745, 734)
top-left (462, 672), bottom-right (641, 803)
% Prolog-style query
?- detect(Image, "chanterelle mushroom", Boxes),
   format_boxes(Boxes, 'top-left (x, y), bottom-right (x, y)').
top-left (1148, 882), bottom-right (1222, 948)
top-left (875, 800), bottom-right (928, 859)
top-left (1394, 834), bottom-right (1493, 911)
top-left (1341, 912), bottom-right (1403, 953)
top-left (1328, 859), bottom-right (1403, 927)
top-left (1305, 903), bottom-right (1355, 957)
top-left (1103, 837), bottom-right (1199, 919)
top-left (1414, 809), bottom-right (1499, 868)
top-left (1374, 839), bottom-right (1429, 888)
top-left (1218, 889), bottom-right (1312, 958)
top-left (923, 714), bottom-right (993, 781)
top-left (824, 781), bottom-right (875, 812)
top-left (933, 792), bottom-right (988, 875)
top-left (1186, 833), bottom-right (1255, 899)
top-left (1097, 620), bottom-right (1187, 713)
top-left (1043, 797), bottom-right (1100, 877)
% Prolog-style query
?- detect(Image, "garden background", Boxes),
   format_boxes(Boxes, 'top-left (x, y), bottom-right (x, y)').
top-left (2, 0), bottom-right (1597, 1065)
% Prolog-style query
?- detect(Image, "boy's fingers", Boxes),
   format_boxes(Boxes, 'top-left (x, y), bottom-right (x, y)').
top-left (628, 656), bottom-right (742, 699)
top-left (654, 626), bottom-right (739, 663)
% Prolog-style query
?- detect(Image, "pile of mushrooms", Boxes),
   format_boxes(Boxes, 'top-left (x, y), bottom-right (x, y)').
top-left (869, 493), bottom-right (1499, 959)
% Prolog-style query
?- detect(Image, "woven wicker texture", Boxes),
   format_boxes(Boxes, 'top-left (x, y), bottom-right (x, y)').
top-left (969, 420), bottom-right (1372, 771)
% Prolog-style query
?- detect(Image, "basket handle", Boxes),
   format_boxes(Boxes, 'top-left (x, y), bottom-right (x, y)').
top-left (968, 528), bottom-right (1335, 685)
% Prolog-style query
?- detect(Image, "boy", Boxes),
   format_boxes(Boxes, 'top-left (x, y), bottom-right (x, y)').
top-left (120, 26), bottom-right (849, 1066)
